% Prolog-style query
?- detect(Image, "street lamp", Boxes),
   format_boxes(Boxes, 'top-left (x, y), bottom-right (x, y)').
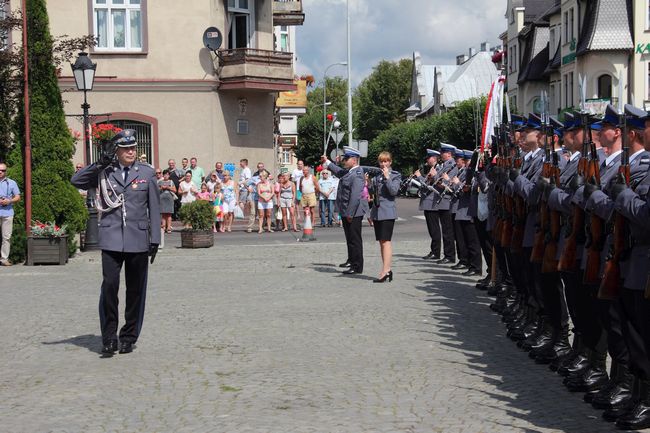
top-left (71, 52), bottom-right (98, 250)
top-left (323, 61), bottom-right (347, 155)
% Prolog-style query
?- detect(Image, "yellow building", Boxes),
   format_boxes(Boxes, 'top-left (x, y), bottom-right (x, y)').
top-left (13, 0), bottom-right (304, 174)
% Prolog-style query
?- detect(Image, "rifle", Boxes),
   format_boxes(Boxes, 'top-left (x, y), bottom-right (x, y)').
top-left (511, 145), bottom-right (526, 253)
top-left (500, 125), bottom-right (515, 248)
top-left (583, 133), bottom-right (604, 285)
top-left (542, 131), bottom-right (561, 273)
top-left (531, 94), bottom-right (550, 263)
top-left (598, 110), bottom-right (630, 299)
top-left (558, 77), bottom-right (590, 272)
top-left (492, 129), bottom-right (505, 244)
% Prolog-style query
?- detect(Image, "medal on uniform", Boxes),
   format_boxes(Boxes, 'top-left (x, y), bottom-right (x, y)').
top-left (132, 183), bottom-right (138, 189)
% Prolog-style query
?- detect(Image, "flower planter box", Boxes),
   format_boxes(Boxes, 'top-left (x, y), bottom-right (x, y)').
top-left (180, 230), bottom-right (214, 248)
top-left (26, 235), bottom-right (68, 266)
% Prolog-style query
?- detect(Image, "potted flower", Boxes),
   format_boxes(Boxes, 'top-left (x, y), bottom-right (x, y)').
top-left (178, 200), bottom-right (215, 248)
top-left (91, 123), bottom-right (122, 143)
top-left (27, 221), bottom-right (69, 265)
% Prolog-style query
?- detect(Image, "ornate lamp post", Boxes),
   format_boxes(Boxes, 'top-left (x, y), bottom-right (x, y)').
top-left (71, 52), bottom-right (99, 250)
top-left (323, 61), bottom-right (347, 155)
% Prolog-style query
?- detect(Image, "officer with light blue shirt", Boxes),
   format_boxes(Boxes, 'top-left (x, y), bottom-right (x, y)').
top-left (0, 161), bottom-right (21, 266)
top-left (321, 146), bottom-right (368, 274)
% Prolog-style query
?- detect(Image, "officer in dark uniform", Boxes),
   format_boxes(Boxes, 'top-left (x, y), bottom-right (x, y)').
top-left (431, 143), bottom-right (459, 264)
top-left (451, 150), bottom-right (482, 276)
top-left (321, 146), bottom-right (368, 275)
top-left (609, 104), bottom-right (650, 430)
top-left (414, 148), bottom-right (441, 260)
top-left (71, 129), bottom-right (161, 355)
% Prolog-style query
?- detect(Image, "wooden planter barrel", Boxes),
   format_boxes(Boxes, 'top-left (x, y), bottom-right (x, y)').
top-left (26, 235), bottom-right (68, 265)
top-left (180, 230), bottom-right (214, 248)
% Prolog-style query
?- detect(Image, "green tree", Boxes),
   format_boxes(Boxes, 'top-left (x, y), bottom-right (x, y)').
top-left (354, 58), bottom-right (413, 143)
top-left (7, 0), bottom-right (88, 262)
top-left (295, 76), bottom-right (349, 165)
top-left (368, 98), bottom-right (486, 175)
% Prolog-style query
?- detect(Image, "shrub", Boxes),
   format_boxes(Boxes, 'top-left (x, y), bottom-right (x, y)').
top-left (178, 200), bottom-right (214, 231)
top-left (6, 0), bottom-right (87, 263)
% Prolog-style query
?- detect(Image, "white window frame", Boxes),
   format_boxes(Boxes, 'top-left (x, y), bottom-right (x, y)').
top-left (278, 26), bottom-right (290, 53)
top-left (228, 0), bottom-right (255, 49)
top-left (569, 8), bottom-right (575, 42)
top-left (647, 0), bottom-right (650, 30)
top-left (281, 147), bottom-right (292, 165)
top-left (93, 0), bottom-right (143, 52)
top-left (563, 11), bottom-right (568, 44)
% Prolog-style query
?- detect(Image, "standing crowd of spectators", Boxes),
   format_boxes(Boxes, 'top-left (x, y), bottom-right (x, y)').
top-left (155, 157), bottom-right (342, 234)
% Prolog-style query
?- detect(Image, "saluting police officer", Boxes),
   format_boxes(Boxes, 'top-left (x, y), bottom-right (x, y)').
top-left (321, 146), bottom-right (368, 275)
top-left (71, 130), bottom-right (161, 355)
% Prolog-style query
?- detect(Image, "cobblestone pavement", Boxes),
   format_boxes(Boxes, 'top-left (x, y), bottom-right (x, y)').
top-left (0, 235), bottom-right (631, 433)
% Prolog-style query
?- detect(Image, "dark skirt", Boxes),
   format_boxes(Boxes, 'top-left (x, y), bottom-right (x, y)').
top-left (373, 219), bottom-right (395, 241)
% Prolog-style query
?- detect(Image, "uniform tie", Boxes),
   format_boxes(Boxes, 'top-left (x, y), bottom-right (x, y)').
top-left (123, 166), bottom-right (130, 182)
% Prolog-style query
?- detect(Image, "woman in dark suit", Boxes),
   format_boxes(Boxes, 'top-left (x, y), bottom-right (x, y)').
top-left (369, 152), bottom-right (402, 283)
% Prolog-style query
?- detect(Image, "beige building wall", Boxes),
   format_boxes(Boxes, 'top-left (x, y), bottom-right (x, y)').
top-left (30, 0), bottom-right (286, 176)
top-left (632, 0), bottom-right (650, 108)
top-left (505, 3), bottom-right (526, 112)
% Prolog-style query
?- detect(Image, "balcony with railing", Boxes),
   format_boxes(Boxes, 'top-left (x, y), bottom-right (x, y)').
top-left (218, 48), bottom-right (296, 91)
top-left (273, 0), bottom-right (305, 26)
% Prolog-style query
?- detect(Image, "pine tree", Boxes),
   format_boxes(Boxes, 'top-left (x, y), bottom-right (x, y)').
top-left (7, 0), bottom-right (87, 262)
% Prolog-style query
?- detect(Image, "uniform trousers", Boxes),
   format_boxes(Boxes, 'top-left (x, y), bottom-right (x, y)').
top-left (342, 216), bottom-right (363, 272)
top-left (599, 296), bottom-right (629, 366)
top-left (539, 271), bottom-right (567, 330)
top-left (437, 209), bottom-right (456, 261)
top-left (456, 219), bottom-right (482, 272)
top-left (579, 284), bottom-right (609, 354)
top-left (453, 215), bottom-right (468, 265)
top-left (620, 288), bottom-right (650, 380)
top-left (423, 210), bottom-right (441, 258)
top-left (474, 218), bottom-right (493, 276)
top-left (100, 250), bottom-right (149, 345)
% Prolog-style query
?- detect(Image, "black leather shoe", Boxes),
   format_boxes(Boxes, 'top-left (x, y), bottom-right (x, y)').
top-left (342, 268), bottom-right (361, 275)
top-left (560, 354), bottom-right (590, 377)
top-left (339, 261), bottom-right (352, 268)
top-left (101, 340), bottom-right (118, 355)
top-left (535, 338), bottom-right (572, 364)
top-left (451, 263), bottom-right (468, 270)
top-left (434, 258), bottom-right (454, 265)
top-left (461, 269), bottom-right (481, 277)
top-left (422, 252), bottom-right (438, 260)
top-left (593, 382), bottom-right (633, 410)
top-left (566, 367), bottom-right (609, 392)
top-left (616, 401), bottom-right (650, 430)
top-left (119, 341), bottom-right (134, 354)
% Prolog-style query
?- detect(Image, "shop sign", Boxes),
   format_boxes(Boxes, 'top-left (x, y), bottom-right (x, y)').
top-left (636, 43), bottom-right (650, 55)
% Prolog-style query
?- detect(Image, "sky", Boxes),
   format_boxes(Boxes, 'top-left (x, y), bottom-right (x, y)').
top-left (295, 0), bottom-right (506, 87)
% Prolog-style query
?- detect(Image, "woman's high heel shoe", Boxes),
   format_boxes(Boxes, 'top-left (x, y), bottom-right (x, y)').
top-left (373, 270), bottom-right (393, 283)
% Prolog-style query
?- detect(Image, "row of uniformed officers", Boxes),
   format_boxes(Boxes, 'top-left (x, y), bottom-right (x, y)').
top-left (416, 104), bottom-right (650, 431)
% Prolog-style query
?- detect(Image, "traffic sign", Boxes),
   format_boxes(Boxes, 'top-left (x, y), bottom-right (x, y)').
top-left (329, 130), bottom-right (345, 145)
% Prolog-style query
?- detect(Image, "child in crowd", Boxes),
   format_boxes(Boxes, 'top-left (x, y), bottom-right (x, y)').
top-left (213, 183), bottom-right (225, 233)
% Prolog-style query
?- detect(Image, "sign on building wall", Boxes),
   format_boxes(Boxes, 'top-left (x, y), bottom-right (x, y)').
top-left (276, 80), bottom-right (307, 108)
top-left (584, 98), bottom-right (610, 115)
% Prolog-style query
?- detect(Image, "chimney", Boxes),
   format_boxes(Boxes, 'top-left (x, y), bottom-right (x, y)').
top-left (480, 42), bottom-right (490, 52)
top-left (456, 54), bottom-right (468, 65)
top-left (469, 47), bottom-right (477, 58)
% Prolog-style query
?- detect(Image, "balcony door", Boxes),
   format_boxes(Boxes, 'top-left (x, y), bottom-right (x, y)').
top-left (228, 0), bottom-right (255, 49)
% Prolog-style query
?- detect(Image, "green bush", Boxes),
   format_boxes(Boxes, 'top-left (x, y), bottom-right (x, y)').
top-left (6, 0), bottom-right (87, 263)
top-left (178, 200), bottom-right (214, 232)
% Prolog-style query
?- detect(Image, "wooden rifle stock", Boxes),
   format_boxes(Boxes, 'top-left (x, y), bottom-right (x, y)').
top-left (542, 162), bottom-right (561, 274)
top-left (500, 155), bottom-right (514, 248)
top-left (531, 155), bottom-right (551, 264)
top-left (511, 156), bottom-right (525, 253)
top-left (583, 149), bottom-right (604, 286)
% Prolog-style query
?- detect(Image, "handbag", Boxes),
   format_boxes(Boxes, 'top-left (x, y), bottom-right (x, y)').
top-left (233, 205), bottom-right (245, 220)
top-left (275, 207), bottom-right (283, 220)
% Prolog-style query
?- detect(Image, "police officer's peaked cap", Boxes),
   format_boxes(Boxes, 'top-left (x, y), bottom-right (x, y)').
top-left (601, 104), bottom-right (620, 127)
top-left (525, 113), bottom-right (542, 130)
top-left (342, 146), bottom-right (361, 158)
top-left (463, 150), bottom-right (474, 159)
top-left (625, 104), bottom-right (648, 130)
top-left (563, 112), bottom-right (576, 130)
top-left (111, 129), bottom-right (137, 147)
top-left (426, 148), bottom-right (440, 158)
top-left (454, 149), bottom-right (465, 159)
top-left (549, 116), bottom-right (564, 137)
top-left (439, 143), bottom-right (457, 153)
